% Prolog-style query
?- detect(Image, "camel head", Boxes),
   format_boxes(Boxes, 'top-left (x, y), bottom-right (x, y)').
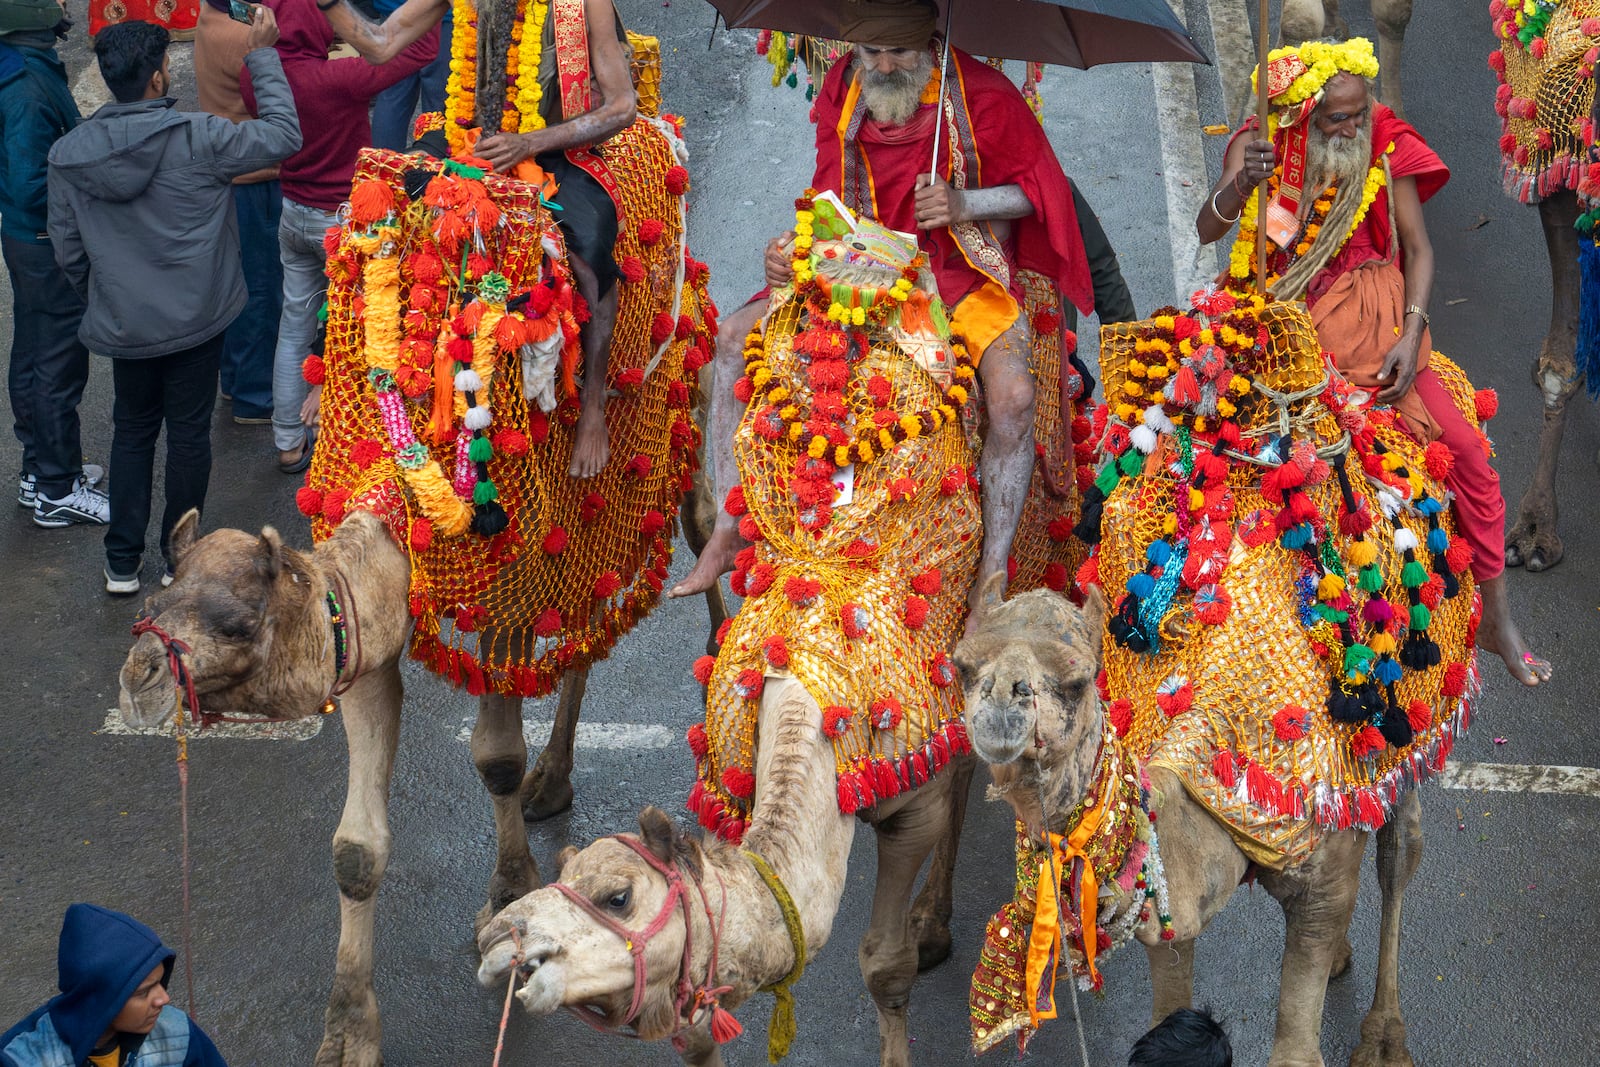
top-left (477, 806), bottom-right (717, 1041)
top-left (117, 509), bottom-right (337, 728)
top-left (954, 579), bottom-right (1106, 767)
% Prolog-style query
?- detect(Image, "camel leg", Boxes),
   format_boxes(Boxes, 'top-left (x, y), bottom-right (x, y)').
top-left (1507, 190), bottom-right (1583, 572)
top-left (907, 752), bottom-right (975, 971)
top-left (680, 421), bottom-right (730, 657)
top-left (1260, 829), bottom-right (1367, 1067)
top-left (674, 1025), bottom-right (724, 1067)
top-left (474, 693), bottom-right (541, 930)
top-left (860, 785), bottom-right (951, 1067)
top-left (520, 669), bottom-right (585, 821)
top-left (1371, 0), bottom-right (1412, 118)
top-left (315, 663), bottom-right (403, 1067)
top-left (1350, 791), bottom-right (1423, 1067)
top-left (1279, 0), bottom-right (1325, 46)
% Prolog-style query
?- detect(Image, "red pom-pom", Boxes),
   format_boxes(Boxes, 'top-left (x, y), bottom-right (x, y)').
top-left (686, 722), bottom-right (709, 759)
top-left (626, 453), bottom-right (653, 479)
top-left (822, 705), bottom-right (853, 739)
top-left (744, 562), bottom-right (775, 597)
top-left (721, 766), bottom-right (755, 799)
top-left (733, 376), bottom-right (755, 404)
top-left (542, 526), bottom-right (568, 554)
top-left (302, 354), bottom-right (326, 386)
top-left (929, 652), bottom-right (956, 688)
top-left (676, 315), bottom-right (694, 341)
top-left (640, 510), bottom-right (667, 537)
top-left (351, 438), bottom-right (382, 470)
top-left (1107, 698), bottom-right (1133, 737)
top-left (939, 466), bottom-right (965, 495)
top-left (1273, 704), bottom-right (1308, 741)
top-left (733, 668), bottom-right (764, 700)
top-left (1075, 553), bottom-right (1100, 592)
top-left (1474, 388), bottom-right (1499, 422)
top-left (1047, 516), bottom-right (1074, 542)
top-left (1423, 441), bottom-right (1454, 482)
top-left (841, 602), bottom-right (869, 638)
top-left (664, 165), bottom-right (690, 196)
top-left (1351, 725), bottom-right (1388, 759)
top-left (902, 595), bottom-right (929, 630)
top-left (683, 344), bottom-right (710, 372)
top-left (322, 487), bottom-right (350, 525)
top-left (693, 654), bottom-right (717, 686)
top-left (1420, 573), bottom-right (1445, 610)
top-left (715, 618), bottom-right (734, 646)
top-left (637, 218), bottom-right (666, 245)
top-left (724, 484), bottom-right (748, 517)
top-left (1442, 661), bottom-right (1469, 698)
top-left (408, 517), bottom-right (433, 552)
top-left (295, 487), bottom-right (323, 517)
top-left (1042, 562), bottom-right (1068, 591)
top-left (1094, 669), bottom-right (1110, 701)
top-left (1488, 49), bottom-right (1506, 73)
top-left (593, 571), bottom-right (622, 598)
top-left (651, 312), bottom-right (675, 345)
top-left (615, 366), bottom-right (645, 393)
top-left (869, 696), bottom-right (903, 731)
top-left (1155, 679), bottom-right (1193, 717)
top-left (1445, 538), bottom-right (1474, 574)
top-left (762, 635), bottom-right (790, 668)
top-left (1407, 699), bottom-right (1433, 734)
top-left (910, 569), bottom-right (943, 596)
top-left (534, 608), bottom-right (562, 637)
top-left (785, 576), bottom-right (821, 606)
top-left (620, 256), bottom-right (647, 285)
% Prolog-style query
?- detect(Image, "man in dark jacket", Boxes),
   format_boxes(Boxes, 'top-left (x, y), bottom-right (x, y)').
top-left (0, 0), bottom-right (108, 527)
top-left (47, 13), bottom-right (301, 595)
top-left (0, 904), bottom-right (229, 1067)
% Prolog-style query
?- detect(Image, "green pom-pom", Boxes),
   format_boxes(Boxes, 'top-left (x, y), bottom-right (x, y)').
top-left (1118, 450), bottom-right (1144, 477)
top-left (1409, 603), bottom-right (1432, 631)
top-left (1094, 463), bottom-right (1121, 496)
top-left (1343, 643), bottom-right (1375, 676)
top-left (1400, 560), bottom-right (1428, 588)
top-left (468, 436), bottom-right (493, 463)
top-left (1357, 564), bottom-right (1384, 593)
top-left (472, 481), bottom-right (499, 505)
top-left (786, 70), bottom-right (798, 88)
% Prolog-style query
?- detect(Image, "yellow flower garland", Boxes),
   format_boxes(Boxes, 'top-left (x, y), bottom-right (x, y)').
top-left (444, 0), bottom-right (478, 154)
top-left (1250, 37), bottom-right (1380, 108)
top-left (515, 0), bottom-right (550, 134)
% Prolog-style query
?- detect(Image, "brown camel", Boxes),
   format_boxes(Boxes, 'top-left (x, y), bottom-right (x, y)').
top-left (116, 503), bottom-right (726, 1067)
top-left (955, 586), bottom-right (1423, 1067)
top-left (477, 675), bottom-right (966, 1067)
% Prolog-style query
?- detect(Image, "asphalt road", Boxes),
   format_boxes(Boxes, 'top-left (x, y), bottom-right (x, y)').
top-left (2, 2), bottom-right (1597, 1065)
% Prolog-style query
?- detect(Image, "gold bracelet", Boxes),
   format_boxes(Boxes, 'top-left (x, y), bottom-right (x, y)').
top-left (1404, 304), bottom-right (1430, 328)
top-left (1211, 188), bottom-right (1241, 225)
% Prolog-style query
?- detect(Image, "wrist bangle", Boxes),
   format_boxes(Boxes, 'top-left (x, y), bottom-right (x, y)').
top-left (1210, 188), bottom-right (1241, 225)
top-left (1404, 304), bottom-right (1430, 328)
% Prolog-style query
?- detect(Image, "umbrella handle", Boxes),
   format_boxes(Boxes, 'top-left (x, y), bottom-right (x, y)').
top-left (928, 1), bottom-right (956, 186)
top-left (1255, 0), bottom-right (1271, 295)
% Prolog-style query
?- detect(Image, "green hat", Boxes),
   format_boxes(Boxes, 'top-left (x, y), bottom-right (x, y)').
top-left (0, 0), bottom-right (65, 37)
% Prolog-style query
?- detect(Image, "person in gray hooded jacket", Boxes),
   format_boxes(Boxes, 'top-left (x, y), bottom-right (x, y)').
top-left (47, 12), bottom-right (300, 595)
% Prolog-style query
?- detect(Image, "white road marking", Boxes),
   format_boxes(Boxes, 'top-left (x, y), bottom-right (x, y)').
top-left (1152, 0), bottom-right (1220, 295)
top-left (99, 709), bottom-right (326, 742)
top-left (453, 718), bottom-right (674, 752)
top-left (1439, 761), bottom-right (1600, 798)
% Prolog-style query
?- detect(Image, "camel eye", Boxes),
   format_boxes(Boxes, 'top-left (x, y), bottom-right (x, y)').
top-left (605, 888), bottom-right (631, 912)
top-left (1056, 678), bottom-right (1088, 705)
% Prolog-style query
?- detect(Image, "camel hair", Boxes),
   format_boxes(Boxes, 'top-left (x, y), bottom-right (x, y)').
top-left (116, 496), bottom-right (727, 1067)
top-left (954, 584), bottom-right (1424, 1067)
top-left (477, 672), bottom-right (972, 1067)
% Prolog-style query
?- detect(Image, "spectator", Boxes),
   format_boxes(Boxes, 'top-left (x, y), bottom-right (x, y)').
top-left (0, 903), bottom-right (228, 1066)
top-left (195, 0), bottom-right (283, 426)
top-left (367, 0), bottom-right (449, 151)
top-left (1129, 1007), bottom-right (1233, 1067)
top-left (0, 0), bottom-right (108, 527)
top-left (241, 0), bottom-right (438, 474)
top-left (47, 14), bottom-right (301, 595)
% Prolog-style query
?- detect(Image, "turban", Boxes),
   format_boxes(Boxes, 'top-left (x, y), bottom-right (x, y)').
top-left (840, 0), bottom-right (939, 50)
top-left (1251, 37), bottom-right (1379, 127)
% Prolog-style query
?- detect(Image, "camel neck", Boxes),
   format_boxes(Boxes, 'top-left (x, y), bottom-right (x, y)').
top-left (314, 512), bottom-right (413, 684)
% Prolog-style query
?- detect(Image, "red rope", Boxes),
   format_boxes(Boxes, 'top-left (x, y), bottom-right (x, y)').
top-left (491, 927), bottom-right (522, 1066)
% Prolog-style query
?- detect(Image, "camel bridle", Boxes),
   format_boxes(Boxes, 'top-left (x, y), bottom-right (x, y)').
top-left (552, 834), bottom-right (734, 1047)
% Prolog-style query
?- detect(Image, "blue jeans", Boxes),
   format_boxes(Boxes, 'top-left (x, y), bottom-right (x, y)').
top-left (272, 197), bottom-right (339, 454)
top-left (220, 180), bottom-right (283, 419)
top-left (369, 27), bottom-right (450, 150)
top-left (3, 234), bottom-right (90, 498)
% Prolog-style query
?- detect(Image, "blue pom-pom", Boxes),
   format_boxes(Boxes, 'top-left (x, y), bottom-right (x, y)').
top-left (1415, 496), bottom-right (1442, 516)
top-left (1280, 523), bottom-right (1313, 550)
top-left (1127, 573), bottom-right (1156, 599)
top-left (1373, 657), bottom-right (1403, 685)
top-left (1146, 540), bottom-right (1172, 566)
top-left (1427, 527), bottom-right (1449, 553)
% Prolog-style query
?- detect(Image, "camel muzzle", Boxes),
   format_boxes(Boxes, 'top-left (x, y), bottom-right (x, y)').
top-left (118, 636), bottom-right (181, 729)
top-left (966, 701), bottom-right (1034, 765)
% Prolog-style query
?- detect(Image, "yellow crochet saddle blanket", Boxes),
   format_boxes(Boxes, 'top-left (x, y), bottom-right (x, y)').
top-left (1493, 0), bottom-right (1600, 202)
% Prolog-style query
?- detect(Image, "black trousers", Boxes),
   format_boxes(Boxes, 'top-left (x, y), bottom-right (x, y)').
top-left (537, 151), bottom-right (620, 297)
top-left (3, 234), bottom-right (90, 498)
top-left (106, 335), bottom-right (222, 573)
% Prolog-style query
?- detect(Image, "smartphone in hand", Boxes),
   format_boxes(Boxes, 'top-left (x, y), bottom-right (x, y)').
top-left (228, 0), bottom-right (257, 24)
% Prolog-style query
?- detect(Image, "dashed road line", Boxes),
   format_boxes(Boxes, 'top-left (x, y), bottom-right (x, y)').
top-left (1440, 761), bottom-right (1600, 798)
top-left (99, 708), bottom-right (326, 741)
top-left (453, 718), bottom-right (674, 752)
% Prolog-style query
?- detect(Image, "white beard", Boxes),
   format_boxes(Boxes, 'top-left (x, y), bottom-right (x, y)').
top-left (859, 55), bottom-right (934, 126)
top-left (1307, 121), bottom-right (1374, 188)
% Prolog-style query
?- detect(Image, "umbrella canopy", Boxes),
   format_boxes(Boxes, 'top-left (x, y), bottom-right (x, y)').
top-left (709, 0), bottom-right (1210, 68)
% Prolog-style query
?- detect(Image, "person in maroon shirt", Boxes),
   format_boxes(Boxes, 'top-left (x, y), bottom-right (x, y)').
top-left (240, 0), bottom-right (437, 473)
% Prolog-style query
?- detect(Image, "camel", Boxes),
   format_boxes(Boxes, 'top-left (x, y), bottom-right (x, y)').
top-left (116, 500), bottom-right (726, 1066)
top-left (476, 675), bottom-right (968, 1067)
top-left (955, 585), bottom-right (1423, 1067)
top-left (1280, 1), bottom-right (1413, 116)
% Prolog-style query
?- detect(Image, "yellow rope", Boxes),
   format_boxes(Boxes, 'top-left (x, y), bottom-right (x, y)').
top-left (744, 848), bottom-right (806, 1063)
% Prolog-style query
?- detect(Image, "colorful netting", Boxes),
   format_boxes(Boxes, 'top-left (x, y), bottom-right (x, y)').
top-left (301, 124), bottom-right (715, 698)
top-left (1491, 0), bottom-right (1600, 203)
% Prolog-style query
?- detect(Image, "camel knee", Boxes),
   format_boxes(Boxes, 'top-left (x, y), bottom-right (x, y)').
top-left (1373, 0), bottom-right (1412, 37)
top-left (477, 754), bottom-right (525, 796)
top-left (1279, 0), bottom-right (1324, 43)
top-left (859, 931), bottom-right (918, 1008)
top-left (332, 838), bottom-right (386, 902)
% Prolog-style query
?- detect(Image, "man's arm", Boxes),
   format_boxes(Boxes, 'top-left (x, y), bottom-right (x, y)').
top-left (912, 176), bottom-right (1031, 229)
top-left (1197, 132), bottom-right (1273, 245)
top-left (1378, 174), bottom-right (1432, 403)
top-left (1, 91), bottom-right (69, 237)
top-left (321, 0), bottom-right (448, 65)
top-left (207, 46), bottom-right (303, 180)
top-left (46, 169), bottom-right (87, 299)
top-left (475, 0), bottom-right (636, 172)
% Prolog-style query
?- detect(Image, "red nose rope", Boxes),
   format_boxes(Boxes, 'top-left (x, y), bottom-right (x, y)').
top-left (551, 835), bottom-right (741, 1050)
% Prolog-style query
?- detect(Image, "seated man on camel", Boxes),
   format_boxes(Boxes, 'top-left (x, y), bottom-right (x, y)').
top-left (1197, 37), bottom-right (1550, 686)
top-left (670, 0), bottom-right (1134, 622)
top-left (316, 0), bottom-right (634, 479)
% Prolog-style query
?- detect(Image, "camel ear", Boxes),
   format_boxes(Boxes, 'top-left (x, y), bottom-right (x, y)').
top-left (637, 806), bottom-right (677, 866)
top-left (170, 509), bottom-right (201, 566)
top-left (1079, 586), bottom-right (1107, 641)
top-left (555, 845), bottom-right (579, 877)
top-left (257, 526), bottom-right (285, 581)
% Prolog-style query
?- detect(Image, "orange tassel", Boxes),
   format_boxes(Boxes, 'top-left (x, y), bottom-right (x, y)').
top-left (708, 1004), bottom-right (742, 1044)
top-left (898, 290), bottom-right (934, 334)
top-left (348, 180), bottom-right (395, 225)
top-left (425, 328), bottom-right (458, 444)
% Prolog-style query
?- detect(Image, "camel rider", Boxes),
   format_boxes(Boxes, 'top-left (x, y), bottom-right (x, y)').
top-left (671, 0), bottom-right (1135, 623)
top-left (316, 0), bottom-right (634, 480)
top-left (1197, 38), bottom-right (1551, 687)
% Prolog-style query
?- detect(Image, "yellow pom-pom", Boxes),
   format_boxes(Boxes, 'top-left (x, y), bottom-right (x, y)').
top-left (1347, 537), bottom-right (1378, 568)
top-left (1317, 572), bottom-right (1346, 600)
top-left (1189, 487), bottom-right (1205, 511)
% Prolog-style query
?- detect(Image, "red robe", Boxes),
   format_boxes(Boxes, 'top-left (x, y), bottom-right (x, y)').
top-left (811, 48), bottom-right (1093, 356)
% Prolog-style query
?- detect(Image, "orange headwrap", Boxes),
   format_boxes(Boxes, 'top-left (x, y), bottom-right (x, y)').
top-left (840, 0), bottom-right (938, 50)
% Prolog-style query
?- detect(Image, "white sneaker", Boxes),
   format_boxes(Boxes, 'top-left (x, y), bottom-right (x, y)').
top-left (34, 478), bottom-right (111, 528)
top-left (18, 472), bottom-right (35, 508)
top-left (82, 463), bottom-right (104, 488)
top-left (105, 565), bottom-right (141, 595)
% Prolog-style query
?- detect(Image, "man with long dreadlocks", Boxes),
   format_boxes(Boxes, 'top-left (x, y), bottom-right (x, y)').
top-left (1198, 37), bottom-right (1550, 687)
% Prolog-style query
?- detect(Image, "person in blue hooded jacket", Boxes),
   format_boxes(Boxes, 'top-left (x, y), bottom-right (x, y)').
top-left (0, 903), bottom-right (228, 1067)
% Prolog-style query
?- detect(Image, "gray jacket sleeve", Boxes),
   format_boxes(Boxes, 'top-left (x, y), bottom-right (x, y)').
top-left (47, 168), bottom-right (88, 300)
top-left (203, 48), bottom-right (302, 181)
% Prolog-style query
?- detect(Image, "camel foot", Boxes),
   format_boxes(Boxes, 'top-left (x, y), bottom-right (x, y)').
top-left (668, 524), bottom-right (745, 600)
top-left (910, 910), bottom-right (953, 972)
top-left (1349, 1016), bottom-right (1414, 1067)
top-left (1504, 514), bottom-right (1564, 573)
top-left (568, 404), bottom-right (609, 479)
top-left (315, 983), bottom-right (383, 1067)
top-left (520, 754), bottom-right (575, 822)
top-left (1328, 935), bottom-right (1354, 980)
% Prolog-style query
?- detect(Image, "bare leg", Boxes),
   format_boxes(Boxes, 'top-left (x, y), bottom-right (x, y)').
top-left (1372, 0), bottom-right (1412, 118)
top-left (519, 668), bottom-right (585, 820)
top-left (681, 396), bottom-right (731, 653)
top-left (969, 320), bottom-right (1036, 630)
top-left (907, 752), bottom-right (975, 971)
top-left (316, 663), bottom-right (403, 1067)
top-left (567, 250), bottom-right (619, 480)
top-left (668, 299), bottom-right (762, 599)
top-left (1350, 791), bottom-right (1422, 1067)
top-left (1474, 573), bottom-right (1552, 685)
top-left (1507, 191), bottom-right (1582, 572)
top-left (472, 693), bottom-right (541, 931)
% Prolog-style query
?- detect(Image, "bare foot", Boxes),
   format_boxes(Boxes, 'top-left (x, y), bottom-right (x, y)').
top-left (568, 404), bottom-right (609, 479)
top-left (1476, 574), bottom-right (1552, 687)
top-left (668, 523), bottom-right (746, 599)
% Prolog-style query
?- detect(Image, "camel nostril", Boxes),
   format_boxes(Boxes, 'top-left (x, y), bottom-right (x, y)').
top-left (1012, 679), bottom-right (1033, 699)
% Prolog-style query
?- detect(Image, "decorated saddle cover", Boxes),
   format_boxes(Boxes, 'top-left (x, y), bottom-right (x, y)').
top-left (1079, 291), bottom-right (1490, 867)
top-left (1491, 0), bottom-right (1600, 203)
top-left (299, 124), bottom-right (714, 699)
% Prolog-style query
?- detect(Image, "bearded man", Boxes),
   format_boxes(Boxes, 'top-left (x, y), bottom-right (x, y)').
top-left (1197, 38), bottom-right (1549, 687)
top-left (671, 0), bottom-right (1133, 623)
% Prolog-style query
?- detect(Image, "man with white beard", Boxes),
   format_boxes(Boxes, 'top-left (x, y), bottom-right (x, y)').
top-left (1198, 38), bottom-right (1550, 688)
top-left (671, 0), bottom-right (1134, 625)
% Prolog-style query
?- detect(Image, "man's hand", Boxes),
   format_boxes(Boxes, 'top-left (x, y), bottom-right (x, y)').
top-left (1240, 138), bottom-right (1275, 188)
top-left (301, 384), bottom-right (322, 432)
top-left (246, 4), bottom-right (279, 50)
top-left (474, 132), bottom-right (538, 174)
top-left (1375, 330), bottom-right (1421, 403)
top-left (764, 230), bottom-right (796, 289)
top-left (914, 175), bottom-right (966, 229)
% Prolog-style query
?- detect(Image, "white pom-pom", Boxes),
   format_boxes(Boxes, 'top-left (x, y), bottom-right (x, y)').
top-left (464, 406), bottom-right (493, 431)
top-left (1376, 486), bottom-right (1404, 519)
top-left (1392, 527), bottom-right (1419, 554)
top-left (1143, 404), bottom-right (1173, 434)
top-left (1130, 424), bottom-right (1158, 454)
top-left (454, 369), bottom-right (483, 392)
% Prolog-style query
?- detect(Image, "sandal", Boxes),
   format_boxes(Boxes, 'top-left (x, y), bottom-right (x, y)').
top-left (278, 437), bottom-right (314, 475)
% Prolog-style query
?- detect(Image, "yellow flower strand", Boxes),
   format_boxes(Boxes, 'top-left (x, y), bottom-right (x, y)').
top-left (1250, 37), bottom-right (1380, 108)
top-left (1226, 146), bottom-right (1390, 288)
top-left (515, 0), bottom-right (550, 134)
top-left (444, 0), bottom-right (478, 154)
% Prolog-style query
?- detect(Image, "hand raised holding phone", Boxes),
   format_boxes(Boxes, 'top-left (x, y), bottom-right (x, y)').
top-left (243, 3), bottom-right (278, 49)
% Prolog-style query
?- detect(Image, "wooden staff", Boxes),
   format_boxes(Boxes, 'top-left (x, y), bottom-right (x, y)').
top-left (1256, 0), bottom-right (1271, 295)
